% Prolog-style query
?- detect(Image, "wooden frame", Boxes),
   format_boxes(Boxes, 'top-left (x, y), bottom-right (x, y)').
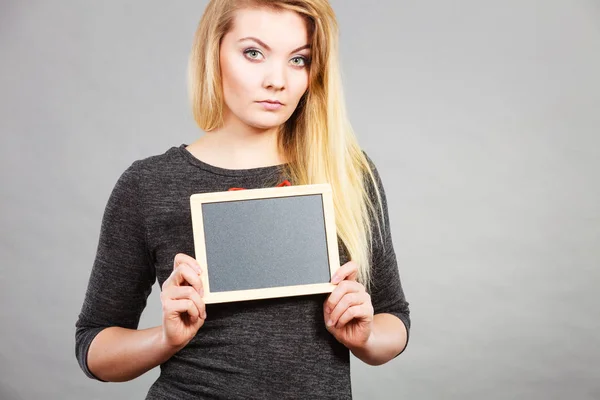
top-left (189, 183), bottom-right (340, 304)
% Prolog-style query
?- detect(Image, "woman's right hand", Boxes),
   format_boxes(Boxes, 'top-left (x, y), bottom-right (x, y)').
top-left (160, 253), bottom-right (206, 350)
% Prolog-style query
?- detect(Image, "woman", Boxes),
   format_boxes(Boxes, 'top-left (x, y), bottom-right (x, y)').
top-left (75, 0), bottom-right (410, 398)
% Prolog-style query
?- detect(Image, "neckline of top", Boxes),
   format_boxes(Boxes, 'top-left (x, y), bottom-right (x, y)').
top-left (175, 143), bottom-right (289, 177)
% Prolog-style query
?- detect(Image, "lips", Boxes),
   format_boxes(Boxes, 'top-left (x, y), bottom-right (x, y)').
top-left (257, 100), bottom-right (284, 111)
top-left (259, 100), bottom-right (283, 105)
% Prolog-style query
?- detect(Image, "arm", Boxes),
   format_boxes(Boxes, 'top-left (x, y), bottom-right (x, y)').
top-left (85, 255), bottom-right (207, 382)
top-left (361, 153), bottom-right (411, 363)
top-left (324, 265), bottom-right (410, 367)
top-left (324, 153), bottom-right (411, 364)
top-left (364, 154), bottom-right (410, 365)
top-left (85, 325), bottom-right (181, 382)
top-left (349, 313), bottom-right (408, 365)
top-left (75, 161), bottom-right (161, 382)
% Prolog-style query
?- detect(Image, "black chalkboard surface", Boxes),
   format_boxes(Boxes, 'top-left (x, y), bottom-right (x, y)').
top-left (189, 184), bottom-right (340, 304)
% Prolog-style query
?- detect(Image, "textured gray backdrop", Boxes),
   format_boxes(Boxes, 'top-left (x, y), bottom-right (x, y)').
top-left (1, 1), bottom-right (599, 399)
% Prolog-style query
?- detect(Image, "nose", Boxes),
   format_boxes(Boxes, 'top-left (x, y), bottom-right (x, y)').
top-left (263, 61), bottom-right (286, 91)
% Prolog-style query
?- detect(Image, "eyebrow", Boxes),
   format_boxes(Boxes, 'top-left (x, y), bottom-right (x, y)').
top-left (238, 37), bottom-right (311, 53)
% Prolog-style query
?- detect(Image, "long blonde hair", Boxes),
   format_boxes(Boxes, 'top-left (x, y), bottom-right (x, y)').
top-left (188, 0), bottom-right (386, 288)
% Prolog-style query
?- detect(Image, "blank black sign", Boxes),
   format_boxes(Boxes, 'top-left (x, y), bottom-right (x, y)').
top-left (201, 194), bottom-right (331, 292)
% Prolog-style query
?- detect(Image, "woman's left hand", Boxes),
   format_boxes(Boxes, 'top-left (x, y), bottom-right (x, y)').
top-left (323, 261), bottom-right (374, 351)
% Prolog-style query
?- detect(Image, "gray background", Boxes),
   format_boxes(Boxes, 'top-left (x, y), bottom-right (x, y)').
top-left (1, 0), bottom-right (598, 399)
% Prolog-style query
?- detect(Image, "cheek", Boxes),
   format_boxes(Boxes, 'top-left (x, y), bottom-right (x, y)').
top-left (221, 55), bottom-right (256, 105)
top-left (289, 72), bottom-right (309, 104)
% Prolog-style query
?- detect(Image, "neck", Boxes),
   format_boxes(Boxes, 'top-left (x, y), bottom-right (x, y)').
top-left (188, 115), bottom-right (288, 170)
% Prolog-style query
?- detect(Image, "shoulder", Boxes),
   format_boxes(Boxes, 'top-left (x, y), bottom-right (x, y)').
top-left (117, 145), bottom-right (188, 184)
top-left (359, 149), bottom-right (385, 195)
top-left (129, 145), bottom-right (181, 174)
top-left (104, 145), bottom-right (185, 200)
top-left (361, 149), bottom-right (376, 170)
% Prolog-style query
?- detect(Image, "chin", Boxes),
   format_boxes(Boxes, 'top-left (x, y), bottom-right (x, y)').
top-left (245, 115), bottom-right (289, 130)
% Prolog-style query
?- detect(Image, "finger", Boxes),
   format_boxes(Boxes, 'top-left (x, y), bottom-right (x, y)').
top-left (162, 264), bottom-right (204, 296)
top-left (335, 304), bottom-right (372, 329)
top-left (324, 280), bottom-right (364, 314)
top-left (331, 260), bottom-right (358, 284)
top-left (173, 253), bottom-right (202, 275)
top-left (163, 298), bottom-right (200, 322)
top-left (163, 263), bottom-right (202, 289)
top-left (163, 286), bottom-right (207, 319)
top-left (327, 292), bottom-right (365, 328)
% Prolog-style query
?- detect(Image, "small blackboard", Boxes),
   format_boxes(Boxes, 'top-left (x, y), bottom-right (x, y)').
top-left (189, 184), bottom-right (340, 304)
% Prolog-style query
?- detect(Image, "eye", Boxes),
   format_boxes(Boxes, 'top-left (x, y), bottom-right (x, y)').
top-left (243, 48), bottom-right (263, 60)
top-left (290, 56), bottom-right (309, 67)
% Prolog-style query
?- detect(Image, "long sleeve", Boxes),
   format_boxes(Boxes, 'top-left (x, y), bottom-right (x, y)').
top-left (75, 161), bottom-right (156, 380)
top-left (364, 152), bottom-right (411, 356)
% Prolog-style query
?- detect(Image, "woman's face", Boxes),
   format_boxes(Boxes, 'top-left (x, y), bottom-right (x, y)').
top-left (219, 7), bottom-right (311, 131)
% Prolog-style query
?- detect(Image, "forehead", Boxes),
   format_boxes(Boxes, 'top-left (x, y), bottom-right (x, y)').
top-left (228, 7), bottom-right (309, 48)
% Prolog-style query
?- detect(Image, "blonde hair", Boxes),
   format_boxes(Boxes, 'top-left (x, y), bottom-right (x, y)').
top-left (188, 0), bottom-right (386, 288)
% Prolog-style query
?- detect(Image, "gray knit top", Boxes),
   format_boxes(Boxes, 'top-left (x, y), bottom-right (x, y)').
top-left (75, 144), bottom-right (410, 399)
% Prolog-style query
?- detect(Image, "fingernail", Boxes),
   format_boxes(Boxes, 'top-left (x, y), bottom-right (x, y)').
top-left (327, 320), bottom-right (333, 327)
